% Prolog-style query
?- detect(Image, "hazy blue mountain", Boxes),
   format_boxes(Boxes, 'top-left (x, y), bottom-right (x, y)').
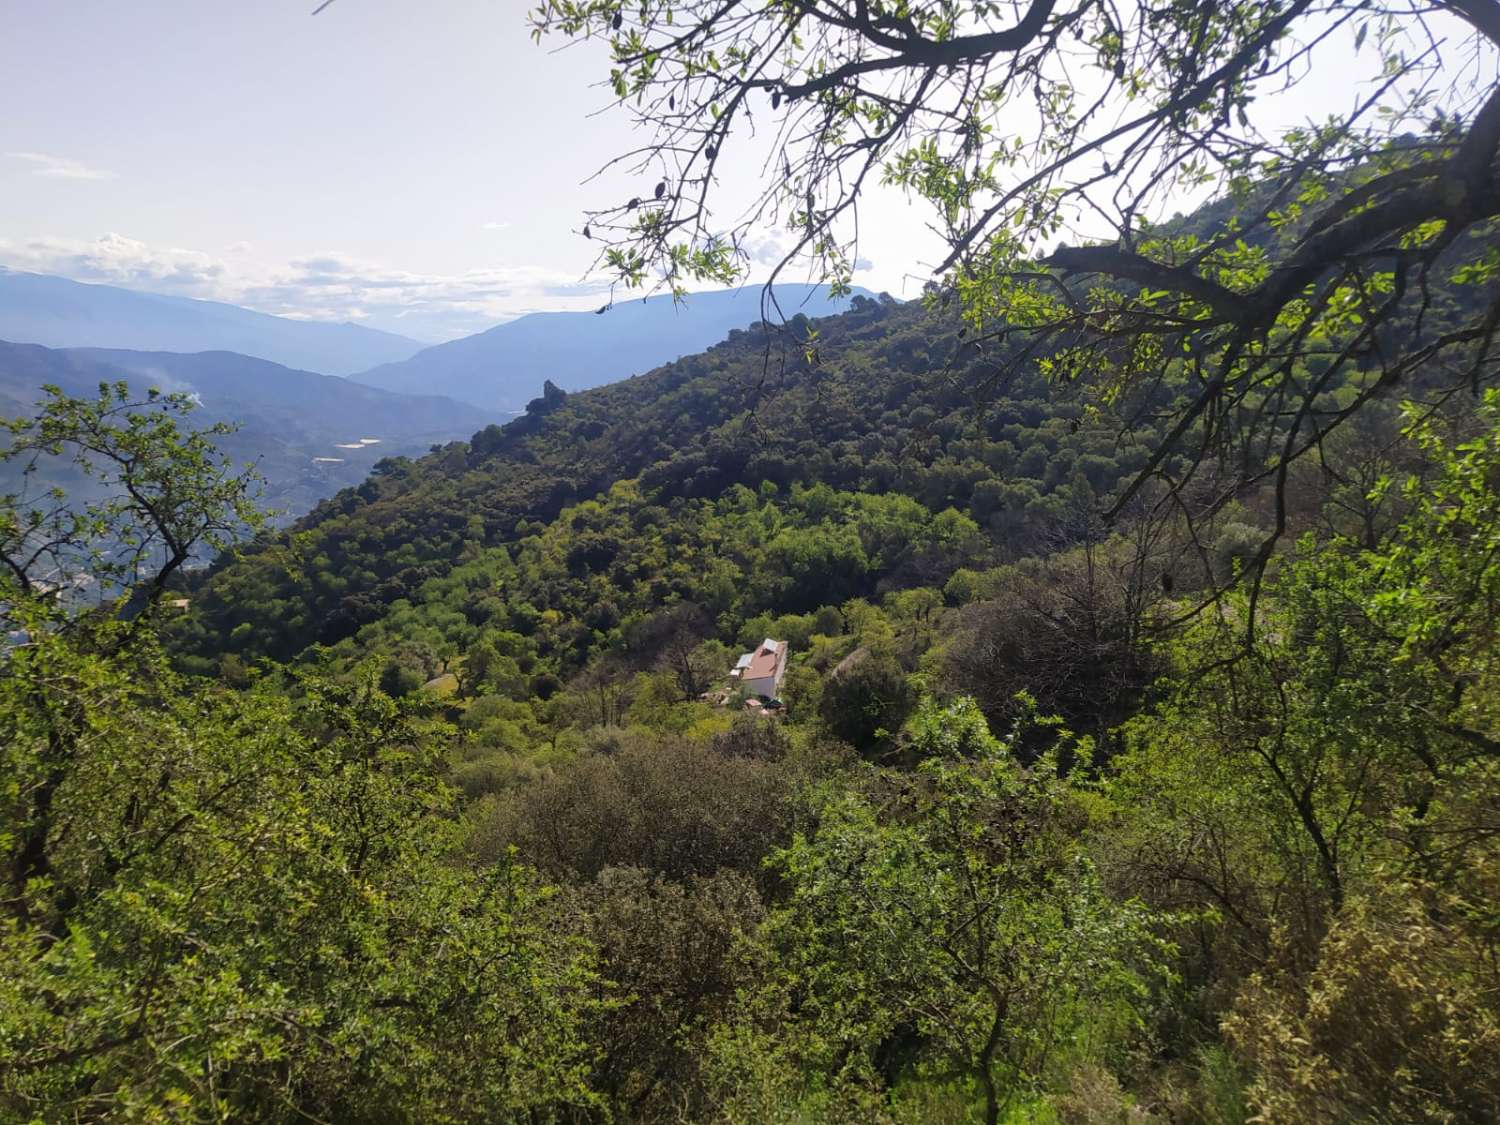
top-left (0, 340), bottom-right (492, 519)
top-left (353, 283), bottom-right (876, 411)
top-left (0, 269), bottom-right (426, 375)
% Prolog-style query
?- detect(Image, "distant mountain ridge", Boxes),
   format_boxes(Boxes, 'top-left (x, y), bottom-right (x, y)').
top-left (0, 339), bottom-right (491, 518)
top-left (353, 283), bottom-right (876, 411)
top-left (0, 269), bottom-right (426, 376)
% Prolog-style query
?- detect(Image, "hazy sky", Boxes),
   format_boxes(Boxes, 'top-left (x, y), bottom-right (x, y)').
top-left (3, 2), bottom-right (1485, 341)
top-left (1, 0), bottom-right (943, 341)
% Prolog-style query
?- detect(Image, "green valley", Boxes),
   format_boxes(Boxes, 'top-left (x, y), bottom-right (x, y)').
top-left (5, 2), bottom-right (1500, 1122)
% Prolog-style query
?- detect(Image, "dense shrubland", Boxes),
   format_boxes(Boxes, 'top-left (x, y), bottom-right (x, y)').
top-left (6, 333), bottom-right (1500, 1120)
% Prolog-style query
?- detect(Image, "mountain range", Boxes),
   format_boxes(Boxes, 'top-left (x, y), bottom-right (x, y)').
top-left (352, 284), bottom-right (873, 411)
top-left (0, 272), bottom-right (881, 517)
top-left (0, 269), bottom-right (425, 376)
top-left (0, 339), bottom-right (490, 517)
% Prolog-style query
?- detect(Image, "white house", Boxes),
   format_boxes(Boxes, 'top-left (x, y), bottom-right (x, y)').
top-left (729, 638), bottom-right (789, 699)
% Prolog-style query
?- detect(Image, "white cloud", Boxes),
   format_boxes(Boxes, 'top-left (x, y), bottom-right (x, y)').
top-left (0, 233), bottom-right (610, 341)
top-left (481, 221), bottom-right (511, 231)
top-left (743, 232), bottom-right (792, 267)
top-left (7, 152), bottom-right (116, 181)
top-left (0, 233), bottom-right (224, 295)
top-left (240, 251), bottom-right (606, 339)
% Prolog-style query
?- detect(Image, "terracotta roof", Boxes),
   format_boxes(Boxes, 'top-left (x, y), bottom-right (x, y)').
top-left (744, 638), bottom-right (786, 681)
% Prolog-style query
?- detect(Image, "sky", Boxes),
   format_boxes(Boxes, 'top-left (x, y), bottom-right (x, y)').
top-left (2, 2), bottom-right (1487, 342)
top-left (0, 0), bottom-right (942, 342)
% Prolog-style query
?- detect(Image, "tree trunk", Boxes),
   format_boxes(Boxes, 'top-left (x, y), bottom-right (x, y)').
top-left (977, 994), bottom-right (1009, 1125)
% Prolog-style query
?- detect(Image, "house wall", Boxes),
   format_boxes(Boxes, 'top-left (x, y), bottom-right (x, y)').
top-left (742, 668), bottom-right (784, 699)
top-left (742, 675), bottom-right (774, 698)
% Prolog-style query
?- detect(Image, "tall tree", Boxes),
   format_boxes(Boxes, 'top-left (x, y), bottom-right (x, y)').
top-left (533, 0), bottom-right (1500, 570)
top-left (768, 698), bottom-right (1161, 1124)
top-left (1, 383), bottom-right (262, 616)
top-left (0, 390), bottom-right (600, 1121)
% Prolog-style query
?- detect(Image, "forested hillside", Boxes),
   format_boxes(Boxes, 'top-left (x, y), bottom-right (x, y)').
top-left (171, 293), bottom-right (1168, 662)
top-left (10, 195), bottom-right (1496, 1125)
top-left (7, 338), bottom-right (1496, 1122)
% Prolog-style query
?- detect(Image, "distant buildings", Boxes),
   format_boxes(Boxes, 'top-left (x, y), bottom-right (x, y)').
top-left (729, 638), bottom-right (789, 700)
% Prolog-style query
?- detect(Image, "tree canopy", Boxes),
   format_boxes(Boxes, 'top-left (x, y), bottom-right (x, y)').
top-left (533, 0), bottom-right (1500, 565)
top-left (7, 268), bottom-right (1500, 1125)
